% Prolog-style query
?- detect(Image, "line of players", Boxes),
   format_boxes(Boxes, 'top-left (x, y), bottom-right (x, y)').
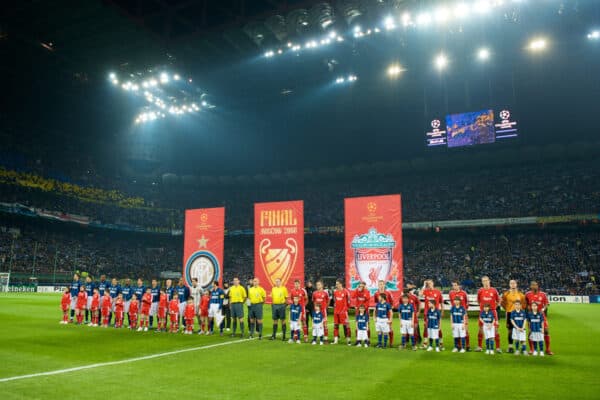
top-left (59, 272), bottom-right (553, 356)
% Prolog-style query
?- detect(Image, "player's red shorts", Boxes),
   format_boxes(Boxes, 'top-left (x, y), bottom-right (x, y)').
top-left (333, 311), bottom-right (348, 325)
top-left (169, 314), bottom-right (178, 323)
top-left (61, 306), bottom-right (69, 312)
top-left (158, 307), bottom-right (166, 318)
top-left (200, 308), bottom-right (209, 318)
top-left (101, 307), bottom-right (110, 317)
top-left (76, 302), bottom-right (86, 310)
top-left (141, 307), bottom-right (150, 316)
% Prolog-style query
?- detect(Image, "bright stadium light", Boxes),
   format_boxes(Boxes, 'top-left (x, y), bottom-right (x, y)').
top-left (347, 74), bottom-right (357, 82)
top-left (417, 12), bottom-right (432, 26)
top-left (528, 37), bottom-right (548, 52)
top-left (159, 72), bottom-right (169, 84)
top-left (473, 0), bottom-right (492, 14)
top-left (434, 53), bottom-right (448, 70)
top-left (173, 74), bottom-right (181, 81)
top-left (383, 16), bottom-right (396, 30)
top-left (477, 47), bottom-right (491, 61)
top-left (454, 2), bottom-right (470, 18)
top-left (588, 30), bottom-right (600, 40)
top-left (264, 50), bottom-right (275, 57)
top-left (401, 12), bottom-right (412, 27)
top-left (335, 77), bottom-right (345, 84)
top-left (108, 72), bottom-right (116, 80)
top-left (387, 63), bottom-right (404, 78)
top-left (434, 7), bottom-right (450, 23)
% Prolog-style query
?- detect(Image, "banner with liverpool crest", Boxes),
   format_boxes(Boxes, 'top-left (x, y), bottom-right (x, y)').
top-left (254, 201), bottom-right (304, 303)
top-left (183, 208), bottom-right (224, 289)
top-left (345, 195), bottom-right (403, 306)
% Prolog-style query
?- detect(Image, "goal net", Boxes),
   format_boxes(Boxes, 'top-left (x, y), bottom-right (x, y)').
top-left (0, 273), bottom-right (10, 292)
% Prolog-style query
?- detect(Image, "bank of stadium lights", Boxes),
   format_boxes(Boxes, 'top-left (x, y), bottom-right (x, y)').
top-left (335, 74), bottom-right (357, 84)
top-left (262, 0), bottom-right (517, 59)
top-left (588, 30), bottom-right (600, 40)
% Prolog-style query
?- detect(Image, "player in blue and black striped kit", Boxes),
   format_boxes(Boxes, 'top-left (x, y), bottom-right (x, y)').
top-left (121, 279), bottom-right (133, 326)
top-left (510, 300), bottom-right (528, 355)
top-left (84, 276), bottom-right (95, 324)
top-left (426, 300), bottom-right (442, 352)
top-left (69, 273), bottom-right (81, 322)
top-left (107, 278), bottom-right (121, 325)
top-left (528, 302), bottom-right (545, 356)
top-left (450, 297), bottom-right (467, 353)
top-left (354, 304), bottom-right (370, 347)
top-left (288, 297), bottom-right (303, 343)
top-left (398, 294), bottom-right (416, 350)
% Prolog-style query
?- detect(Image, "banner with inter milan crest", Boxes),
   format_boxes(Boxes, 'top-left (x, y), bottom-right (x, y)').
top-left (345, 195), bottom-right (403, 306)
top-left (183, 208), bottom-right (224, 289)
top-left (254, 201), bottom-right (304, 303)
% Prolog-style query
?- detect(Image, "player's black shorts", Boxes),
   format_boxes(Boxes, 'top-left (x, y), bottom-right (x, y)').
top-left (272, 304), bottom-right (286, 320)
top-left (249, 303), bottom-right (264, 320)
top-left (231, 303), bottom-right (244, 318)
top-left (505, 311), bottom-right (513, 328)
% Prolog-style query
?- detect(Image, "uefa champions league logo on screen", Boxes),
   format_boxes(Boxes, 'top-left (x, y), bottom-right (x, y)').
top-left (431, 119), bottom-right (441, 129)
top-left (500, 110), bottom-right (510, 121)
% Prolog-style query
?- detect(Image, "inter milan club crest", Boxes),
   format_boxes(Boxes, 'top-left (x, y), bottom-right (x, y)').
top-left (350, 228), bottom-right (397, 292)
top-left (259, 238), bottom-right (298, 287)
top-left (184, 251), bottom-right (219, 289)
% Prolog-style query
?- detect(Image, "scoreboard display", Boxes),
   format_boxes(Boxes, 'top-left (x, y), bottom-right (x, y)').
top-left (426, 108), bottom-right (518, 148)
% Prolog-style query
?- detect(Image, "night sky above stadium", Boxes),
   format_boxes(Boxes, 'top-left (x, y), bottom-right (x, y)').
top-left (1, 1), bottom-right (599, 178)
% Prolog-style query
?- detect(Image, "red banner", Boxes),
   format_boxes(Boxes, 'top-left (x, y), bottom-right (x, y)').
top-left (254, 201), bottom-right (304, 302)
top-left (345, 195), bottom-right (403, 306)
top-left (183, 208), bottom-right (225, 289)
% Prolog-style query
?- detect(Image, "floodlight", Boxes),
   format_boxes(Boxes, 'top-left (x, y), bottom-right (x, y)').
top-left (528, 38), bottom-right (547, 52)
top-left (588, 30), bottom-right (600, 40)
top-left (477, 47), bottom-right (490, 61)
top-left (435, 53), bottom-right (448, 70)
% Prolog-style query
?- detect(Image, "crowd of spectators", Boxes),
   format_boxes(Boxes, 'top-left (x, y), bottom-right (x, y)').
top-left (1, 159), bottom-right (598, 231)
top-left (2, 222), bottom-right (597, 295)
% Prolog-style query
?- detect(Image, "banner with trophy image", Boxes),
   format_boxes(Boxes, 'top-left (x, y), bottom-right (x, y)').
top-left (183, 208), bottom-right (224, 289)
top-left (345, 195), bottom-right (403, 306)
top-left (254, 201), bottom-right (304, 303)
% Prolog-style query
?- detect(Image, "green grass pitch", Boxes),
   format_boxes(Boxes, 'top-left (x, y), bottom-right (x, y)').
top-left (1, 293), bottom-right (599, 399)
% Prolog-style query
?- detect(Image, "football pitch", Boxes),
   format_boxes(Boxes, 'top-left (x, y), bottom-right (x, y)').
top-left (1, 294), bottom-right (599, 400)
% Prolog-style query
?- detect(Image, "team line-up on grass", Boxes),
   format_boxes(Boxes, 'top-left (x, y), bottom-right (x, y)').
top-left (60, 273), bottom-right (553, 356)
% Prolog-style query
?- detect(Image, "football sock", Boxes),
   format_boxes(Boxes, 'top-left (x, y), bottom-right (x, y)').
top-left (384, 335), bottom-right (388, 347)
top-left (389, 331), bottom-right (394, 346)
top-left (411, 336), bottom-right (415, 346)
top-left (240, 322), bottom-right (244, 335)
top-left (461, 338), bottom-right (466, 349)
top-left (495, 333), bottom-right (500, 349)
top-left (402, 335), bottom-right (406, 346)
top-left (544, 334), bottom-right (551, 352)
top-left (378, 333), bottom-right (382, 344)
top-left (478, 331), bottom-right (483, 347)
top-left (282, 323), bottom-right (286, 339)
top-left (272, 324), bottom-right (278, 338)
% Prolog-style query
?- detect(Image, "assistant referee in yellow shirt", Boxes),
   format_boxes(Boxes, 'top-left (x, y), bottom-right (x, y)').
top-left (270, 278), bottom-right (289, 341)
top-left (229, 277), bottom-right (247, 338)
top-left (248, 278), bottom-right (267, 339)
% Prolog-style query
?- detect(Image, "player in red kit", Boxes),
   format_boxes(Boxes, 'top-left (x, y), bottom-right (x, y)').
top-left (420, 279), bottom-right (443, 348)
top-left (139, 287), bottom-right (152, 331)
top-left (129, 294), bottom-right (139, 330)
top-left (75, 285), bottom-right (88, 325)
top-left (352, 281), bottom-right (371, 338)
top-left (90, 288), bottom-right (100, 327)
top-left (525, 281), bottom-right (553, 355)
top-left (405, 286), bottom-right (421, 344)
top-left (114, 293), bottom-right (125, 328)
top-left (374, 280), bottom-right (396, 346)
top-left (476, 276), bottom-right (501, 353)
top-left (60, 288), bottom-right (71, 324)
top-left (169, 292), bottom-right (180, 333)
top-left (312, 280), bottom-right (330, 342)
top-left (184, 297), bottom-right (196, 334)
top-left (157, 289), bottom-right (168, 332)
top-left (290, 279), bottom-right (309, 341)
top-left (199, 291), bottom-right (210, 334)
top-left (101, 290), bottom-right (112, 328)
top-left (449, 281), bottom-right (471, 350)
top-left (333, 280), bottom-right (352, 345)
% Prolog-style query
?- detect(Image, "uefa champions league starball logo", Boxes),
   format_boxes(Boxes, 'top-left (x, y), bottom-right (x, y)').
top-left (431, 119), bottom-right (441, 129)
top-left (500, 110), bottom-right (510, 121)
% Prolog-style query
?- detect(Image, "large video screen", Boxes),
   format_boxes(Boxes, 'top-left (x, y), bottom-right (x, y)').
top-left (446, 109), bottom-right (495, 148)
top-left (426, 108), bottom-right (518, 148)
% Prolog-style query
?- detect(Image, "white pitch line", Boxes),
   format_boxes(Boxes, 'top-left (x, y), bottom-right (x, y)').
top-left (0, 338), bottom-right (252, 383)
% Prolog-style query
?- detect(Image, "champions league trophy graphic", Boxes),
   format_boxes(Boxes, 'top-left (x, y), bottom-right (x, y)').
top-left (349, 227), bottom-right (398, 293)
top-left (259, 238), bottom-right (298, 287)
